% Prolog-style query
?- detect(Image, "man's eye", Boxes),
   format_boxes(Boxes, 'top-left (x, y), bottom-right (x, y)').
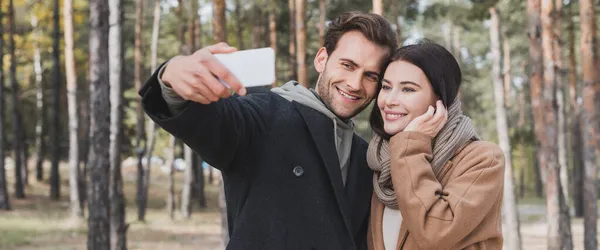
top-left (342, 63), bottom-right (353, 70)
top-left (367, 75), bottom-right (379, 82)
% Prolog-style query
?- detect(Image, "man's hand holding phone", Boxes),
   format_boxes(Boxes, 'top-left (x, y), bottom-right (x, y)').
top-left (161, 43), bottom-right (247, 104)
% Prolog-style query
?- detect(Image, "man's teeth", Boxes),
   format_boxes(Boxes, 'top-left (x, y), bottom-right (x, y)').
top-left (339, 89), bottom-right (359, 100)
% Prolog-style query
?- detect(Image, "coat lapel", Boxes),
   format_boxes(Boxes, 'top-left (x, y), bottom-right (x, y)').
top-left (293, 102), bottom-right (354, 237)
top-left (345, 137), bottom-right (374, 238)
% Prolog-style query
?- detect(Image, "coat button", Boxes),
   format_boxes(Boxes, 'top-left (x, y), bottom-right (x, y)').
top-left (293, 166), bottom-right (304, 177)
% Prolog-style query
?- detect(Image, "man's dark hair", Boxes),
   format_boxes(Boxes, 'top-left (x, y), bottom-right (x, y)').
top-left (324, 11), bottom-right (398, 58)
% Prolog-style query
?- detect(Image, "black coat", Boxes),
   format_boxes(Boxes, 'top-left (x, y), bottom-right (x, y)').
top-left (139, 70), bottom-right (373, 250)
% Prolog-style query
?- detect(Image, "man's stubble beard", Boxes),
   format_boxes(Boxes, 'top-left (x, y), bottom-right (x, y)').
top-left (315, 67), bottom-right (373, 120)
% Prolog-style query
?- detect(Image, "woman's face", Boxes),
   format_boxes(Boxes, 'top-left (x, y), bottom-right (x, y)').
top-left (377, 60), bottom-right (438, 135)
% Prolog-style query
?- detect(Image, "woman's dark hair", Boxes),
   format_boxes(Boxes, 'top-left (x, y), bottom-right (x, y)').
top-left (369, 40), bottom-right (462, 140)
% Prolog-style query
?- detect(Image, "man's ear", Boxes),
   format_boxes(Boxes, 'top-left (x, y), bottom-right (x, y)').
top-left (313, 47), bottom-right (328, 73)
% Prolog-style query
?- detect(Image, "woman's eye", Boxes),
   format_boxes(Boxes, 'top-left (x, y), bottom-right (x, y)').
top-left (402, 87), bottom-right (415, 92)
top-left (382, 85), bottom-right (392, 91)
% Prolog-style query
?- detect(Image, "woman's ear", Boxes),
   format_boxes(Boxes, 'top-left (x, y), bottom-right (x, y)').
top-left (314, 47), bottom-right (328, 73)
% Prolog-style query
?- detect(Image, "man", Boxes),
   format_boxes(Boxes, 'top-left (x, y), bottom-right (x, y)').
top-left (140, 11), bottom-right (397, 250)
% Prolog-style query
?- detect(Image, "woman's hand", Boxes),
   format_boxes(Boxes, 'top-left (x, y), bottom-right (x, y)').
top-left (404, 100), bottom-right (448, 138)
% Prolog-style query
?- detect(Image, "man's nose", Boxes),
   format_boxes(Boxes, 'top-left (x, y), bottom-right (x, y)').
top-left (346, 73), bottom-right (362, 91)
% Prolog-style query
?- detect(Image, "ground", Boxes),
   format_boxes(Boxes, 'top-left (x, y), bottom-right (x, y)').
top-left (0, 160), bottom-right (599, 249)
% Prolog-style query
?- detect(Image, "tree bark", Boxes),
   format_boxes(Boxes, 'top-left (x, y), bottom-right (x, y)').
top-left (9, 0), bottom-right (24, 199)
top-left (49, 0), bottom-right (61, 201)
top-left (0, 0), bottom-right (10, 211)
top-left (234, 0), bottom-right (244, 50)
top-left (390, 0), bottom-right (402, 44)
top-left (252, 5), bottom-right (262, 48)
top-left (194, 154), bottom-right (206, 208)
top-left (181, 145), bottom-right (193, 218)
top-left (64, 0), bottom-right (83, 220)
top-left (489, 8), bottom-right (522, 250)
top-left (134, 0), bottom-right (148, 222)
top-left (31, 12), bottom-right (46, 183)
top-left (165, 136), bottom-right (176, 219)
top-left (220, 181), bottom-right (228, 246)
top-left (372, 0), bottom-right (382, 15)
top-left (213, 0), bottom-right (226, 43)
top-left (288, 0), bottom-right (297, 80)
top-left (109, 0), bottom-right (127, 248)
top-left (319, 0), bottom-right (326, 46)
top-left (270, 0), bottom-right (278, 88)
top-left (579, 1), bottom-right (599, 249)
top-left (553, 0), bottom-right (570, 214)
top-left (187, 0), bottom-right (196, 52)
top-left (88, 0), bottom-right (111, 248)
top-left (567, 0), bottom-right (584, 218)
top-left (452, 26), bottom-right (462, 66)
top-left (503, 36), bottom-right (511, 106)
top-left (295, 0), bottom-right (307, 87)
top-left (540, 0), bottom-right (573, 248)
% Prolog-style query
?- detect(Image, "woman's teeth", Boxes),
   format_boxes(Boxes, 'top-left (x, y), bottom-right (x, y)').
top-left (386, 113), bottom-right (405, 119)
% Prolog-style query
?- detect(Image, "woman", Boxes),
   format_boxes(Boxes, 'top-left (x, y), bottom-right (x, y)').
top-left (367, 42), bottom-right (505, 250)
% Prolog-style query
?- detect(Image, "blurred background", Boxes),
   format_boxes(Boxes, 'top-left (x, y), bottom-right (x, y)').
top-left (0, 0), bottom-right (599, 249)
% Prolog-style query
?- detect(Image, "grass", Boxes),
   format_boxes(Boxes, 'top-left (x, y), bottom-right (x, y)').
top-left (0, 160), bottom-right (223, 250)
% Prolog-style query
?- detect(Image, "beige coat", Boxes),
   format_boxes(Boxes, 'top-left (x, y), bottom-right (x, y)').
top-left (368, 131), bottom-right (505, 250)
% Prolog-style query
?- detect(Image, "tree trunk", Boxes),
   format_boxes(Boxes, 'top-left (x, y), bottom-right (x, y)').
top-left (252, 6), bottom-right (262, 48)
top-left (270, 1), bottom-right (277, 88)
top-left (295, 0), bottom-right (307, 87)
top-left (489, 8), bottom-right (522, 250)
top-left (64, 0), bottom-right (83, 220)
top-left (579, 1), bottom-right (599, 249)
top-left (540, 0), bottom-right (573, 248)
top-left (165, 136), bottom-right (176, 219)
top-left (79, 73), bottom-right (90, 213)
top-left (503, 36), bottom-right (511, 106)
top-left (553, 0), bottom-right (571, 214)
top-left (319, 0), bottom-right (326, 46)
top-left (134, 0), bottom-right (148, 222)
top-left (9, 0), bottom-right (24, 199)
top-left (50, 0), bottom-right (61, 201)
top-left (289, 0), bottom-right (296, 80)
top-left (0, 0), bottom-right (10, 211)
top-left (390, 0), bottom-right (402, 44)
top-left (187, 0), bottom-right (196, 52)
top-left (213, 0), bottom-right (226, 43)
top-left (109, 0), bottom-right (127, 248)
top-left (181, 145), bottom-right (193, 218)
top-left (220, 181), bottom-right (228, 246)
top-left (568, 0), bottom-right (584, 219)
top-left (372, 0), bottom-right (382, 15)
top-left (234, 0), bottom-right (244, 50)
top-left (88, 0), bottom-right (111, 248)
top-left (31, 12), bottom-right (46, 183)
top-left (194, 154), bottom-right (206, 208)
top-left (452, 26), bottom-right (462, 66)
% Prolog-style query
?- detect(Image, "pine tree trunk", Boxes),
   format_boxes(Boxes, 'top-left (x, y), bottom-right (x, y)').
top-left (452, 26), bottom-right (462, 66)
top-left (88, 0), bottom-right (111, 248)
top-left (567, 0), bottom-right (584, 219)
top-left (489, 8), bottom-right (522, 250)
top-left (187, 0), bottom-right (196, 52)
top-left (553, 0), bottom-right (571, 214)
top-left (288, 0), bottom-right (296, 80)
top-left (181, 145), bottom-right (193, 218)
top-left (31, 12), bottom-right (46, 182)
top-left (295, 0), bottom-right (307, 87)
top-left (234, 0), bottom-right (244, 50)
top-left (134, 0), bottom-right (148, 222)
top-left (0, 0), bottom-right (10, 210)
top-left (503, 37), bottom-right (511, 106)
top-left (252, 6), bottom-right (262, 48)
top-left (109, 0), bottom-right (127, 248)
top-left (319, 0), bottom-right (326, 46)
top-left (579, 1), bottom-right (599, 249)
top-left (50, 0), bottom-right (61, 202)
top-left (194, 3), bottom-right (202, 50)
top-left (540, 0), bottom-right (573, 248)
top-left (390, 1), bottom-right (402, 44)
top-left (79, 74), bottom-right (90, 213)
top-left (194, 154), bottom-right (206, 208)
top-left (64, 0), bottom-right (83, 219)
top-left (220, 181), bottom-right (228, 246)
top-left (270, 1), bottom-right (277, 88)
top-left (9, 0), bottom-right (24, 199)
top-left (165, 136), bottom-right (176, 219)
top-left (372, 0), bottom-right (382, 15)
top-left (213, 0), bottom-right (226, 43)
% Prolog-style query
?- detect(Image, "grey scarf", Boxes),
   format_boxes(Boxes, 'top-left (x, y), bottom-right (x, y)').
top-left (367, 100), bottom-right (480, 209)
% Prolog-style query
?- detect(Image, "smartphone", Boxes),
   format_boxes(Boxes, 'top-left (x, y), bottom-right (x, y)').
top-left (214, 47), bottom-right (276, 88)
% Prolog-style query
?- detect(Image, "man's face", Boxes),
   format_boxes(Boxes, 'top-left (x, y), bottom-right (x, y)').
top-left (314, 31), bottom-right (389, 120)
